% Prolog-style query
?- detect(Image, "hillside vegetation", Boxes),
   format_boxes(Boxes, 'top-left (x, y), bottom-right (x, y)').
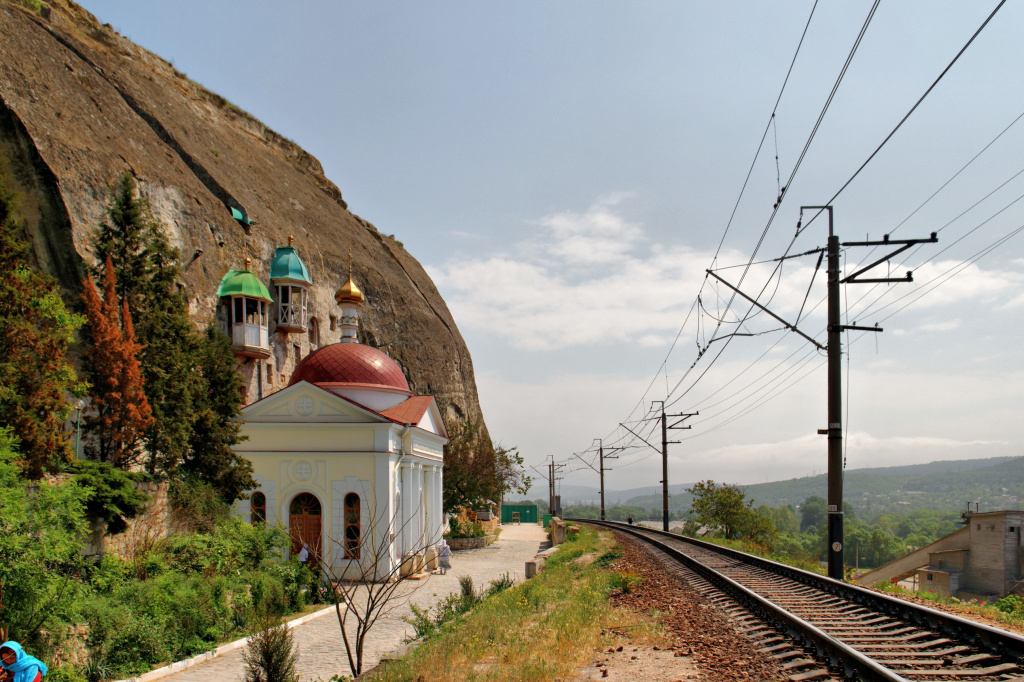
top-left (621, 456), bottom-right (1022, 516)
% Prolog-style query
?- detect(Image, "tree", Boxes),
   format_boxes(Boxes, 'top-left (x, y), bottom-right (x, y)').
top-left (93, 173), bottom-right (203, 473)
top-left (757, 504), bottom-right (800, 534)
top-left (90, 176), bottom-right (255, 501)
top-left (0, 156), bottom-right (86, 478)
top-left (687, 480), bottom-right (776, 542)
top-left (800, 495), bottom-right (827, 532)
top-left (181, 326), bottom-right (255, 503)
top-left (316, 486), bottom-right (437, 678)
top-left (442, 419), bottom-right (530, 514)
top-left (81, 258), bottom-right (154, 468)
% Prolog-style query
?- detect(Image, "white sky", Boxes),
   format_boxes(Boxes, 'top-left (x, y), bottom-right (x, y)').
top-left (78, 1), bottom-right (1024, 495)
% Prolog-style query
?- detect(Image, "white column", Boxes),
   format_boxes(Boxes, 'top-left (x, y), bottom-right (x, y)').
top-left (425, 462), bottom-right (442, 540)
top-left (401, 462), bottom-right (416, 555)
top-left (413, 462), bottom-right (425, 551)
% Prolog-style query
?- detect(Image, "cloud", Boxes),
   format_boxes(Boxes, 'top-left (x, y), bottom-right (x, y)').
top-left (428, 198), bottom-right (1024, 352)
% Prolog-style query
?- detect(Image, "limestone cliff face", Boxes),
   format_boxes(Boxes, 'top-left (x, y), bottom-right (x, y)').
top-left (0, 0), bottom-right (486, 429)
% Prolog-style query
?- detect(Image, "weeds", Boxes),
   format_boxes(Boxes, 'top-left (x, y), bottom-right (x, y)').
top-left (384, 525), bottom-right (660, 681)
top-left (610, 570), bottom-right (642, 594)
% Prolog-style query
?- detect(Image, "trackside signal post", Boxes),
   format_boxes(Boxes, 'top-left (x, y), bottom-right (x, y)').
top-left (709, 206), bottom-right (935, 581)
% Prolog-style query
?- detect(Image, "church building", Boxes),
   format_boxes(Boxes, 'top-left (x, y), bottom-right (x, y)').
top-left (218, 246), bottom-right (447, 581)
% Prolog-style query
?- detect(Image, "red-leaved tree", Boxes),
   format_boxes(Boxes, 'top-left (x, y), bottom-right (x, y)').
top-left (81, 257), bottom-right (154, 469)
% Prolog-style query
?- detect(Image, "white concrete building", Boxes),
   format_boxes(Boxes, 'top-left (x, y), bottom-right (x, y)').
top-left (233, 272), bottom-right (446, 580)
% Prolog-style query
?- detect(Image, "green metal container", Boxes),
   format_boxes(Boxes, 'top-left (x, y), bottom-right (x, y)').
top-left (500, 503), bottom-right (539, 524)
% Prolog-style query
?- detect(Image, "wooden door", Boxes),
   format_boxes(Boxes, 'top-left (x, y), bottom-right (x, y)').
top-left (289, 492), bottom-right (322, 568)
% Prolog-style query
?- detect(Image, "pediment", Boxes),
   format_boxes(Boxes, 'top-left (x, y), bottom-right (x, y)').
top-left (242, 381), bottom-right (390, 423)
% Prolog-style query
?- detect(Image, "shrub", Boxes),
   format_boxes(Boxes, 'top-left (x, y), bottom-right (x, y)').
top-left (610, 570), bottom-right (642, 594)
top-left (486, 572), bottom-right (515, 596)
top-left (446, 517), bottom-right (486, 539)
top-left (996, 594), bottom-right (1024, 614)
top-left (243, 620), bottom-right (299, 682)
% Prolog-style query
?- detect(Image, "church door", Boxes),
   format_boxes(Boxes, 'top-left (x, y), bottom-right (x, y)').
top-left (289, 492), bottom-right (322, 569)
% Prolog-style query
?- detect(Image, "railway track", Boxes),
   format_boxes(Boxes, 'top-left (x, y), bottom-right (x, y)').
top-left (576, 519), bottom-right (1024, 681)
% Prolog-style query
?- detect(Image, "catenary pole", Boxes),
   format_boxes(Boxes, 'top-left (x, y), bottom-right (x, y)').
top-left (825, 207), bottom-right (845, 581)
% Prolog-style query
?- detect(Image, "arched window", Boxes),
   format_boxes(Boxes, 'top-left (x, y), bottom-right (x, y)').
top-left (344, 492), bottom-right (361, 559)
top-left (251, 491), bottom-right (266, 525)
top-left (308, 317), bottom-right (320, 349)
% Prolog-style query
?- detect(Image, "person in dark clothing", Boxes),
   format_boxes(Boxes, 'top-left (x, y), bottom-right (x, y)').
top-left (627, 515), bottom-right (634, 525)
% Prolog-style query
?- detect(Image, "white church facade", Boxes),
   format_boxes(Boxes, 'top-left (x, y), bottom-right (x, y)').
top-left (222, 248), bottom-right (447, 580)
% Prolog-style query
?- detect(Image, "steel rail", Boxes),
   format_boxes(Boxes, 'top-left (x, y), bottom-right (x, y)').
top-left (610, 521), bottom-right (1024, 664)
top-left (576, 518), bottom-right (907, 681)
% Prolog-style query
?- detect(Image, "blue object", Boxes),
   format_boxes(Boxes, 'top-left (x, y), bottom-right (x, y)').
top-left (0, 641), bottom-right (48, 682)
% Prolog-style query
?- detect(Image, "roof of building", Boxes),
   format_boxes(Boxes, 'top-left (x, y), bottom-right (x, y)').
top-left (289, 343), bottom-right (410, 391)
top-left (270, 245), bottom-right (311, 284)
top-left (216, 269), bottom-right (273, 302)
top-left (380, 395), bottom-right (434, 425)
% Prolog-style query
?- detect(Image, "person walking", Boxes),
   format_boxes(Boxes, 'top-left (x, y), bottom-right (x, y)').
top-left (437, 538), bottom-right (451, 575)
top-left (0, 641), bottom-right (47, 682)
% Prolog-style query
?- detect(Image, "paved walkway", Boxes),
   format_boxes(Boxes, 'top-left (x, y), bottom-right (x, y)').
top-left (163, 523), bottom-right (550, 681)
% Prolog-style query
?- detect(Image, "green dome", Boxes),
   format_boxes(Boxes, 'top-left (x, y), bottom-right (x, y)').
top-left (270, 246), bottom-right (311, 284)
top-left (216, 270), bottom-right (273, 302)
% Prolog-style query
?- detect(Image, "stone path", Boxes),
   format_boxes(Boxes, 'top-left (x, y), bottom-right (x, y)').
top-left (162, 523), bottom-right (550, 681)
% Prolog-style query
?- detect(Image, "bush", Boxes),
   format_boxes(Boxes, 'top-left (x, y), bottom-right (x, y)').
top-left (996, 594), bottom-right (1024, 614)
top-left (486, 572), bottom-right (515, 596)
top-left (610, 570), bottom-right (642, 594)
top-left (447, 517), bottom-right (485, 539)
top-left (243, 620), bottom-right (299, 682)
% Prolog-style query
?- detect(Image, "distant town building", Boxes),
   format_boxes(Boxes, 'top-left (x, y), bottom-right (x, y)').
top-left (858, 510), bottom-right (1024, 601)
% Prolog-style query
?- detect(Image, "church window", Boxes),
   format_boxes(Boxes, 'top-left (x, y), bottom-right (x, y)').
top-left (344, 492), bottom-right (361, 559)
top-left (251, 491), bottom-right (266, 525)
top-left (234, 298), bottom-right (244, 324)
top-left (266, 362), bottom-right (273, 385)
top-left (294, 344), bottom-right (302, 363)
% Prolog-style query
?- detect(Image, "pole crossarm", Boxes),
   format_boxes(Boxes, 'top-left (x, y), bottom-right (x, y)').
top-left (840, 233), bottom-right (938, 284)
top-left (571, 452), bottom-right (600, 474)
top-left (706, 269), bottom-right (825, 351)
top-left (668, 411), bottom-right (698, 431)
top-left (620, 422), bottom-right (662, 454)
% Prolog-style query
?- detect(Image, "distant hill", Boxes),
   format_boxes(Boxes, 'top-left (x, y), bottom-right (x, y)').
top-left (619, 456), bottom-right (1023, 515)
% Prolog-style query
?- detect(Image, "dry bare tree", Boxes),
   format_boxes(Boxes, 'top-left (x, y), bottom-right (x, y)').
top-left (304, 483), bottom-right (441, 678)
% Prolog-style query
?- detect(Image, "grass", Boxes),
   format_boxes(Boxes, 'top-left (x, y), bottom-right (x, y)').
top-left (376, 525), bottom-right (668, 681)
top-left (692, 534), bottom-right (826, 575)
top-left (873, 581), bottom-right (1024, 632)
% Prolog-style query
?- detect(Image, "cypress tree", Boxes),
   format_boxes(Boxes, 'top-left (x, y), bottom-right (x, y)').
top-left (93, 174), bottom-right (201, 473)
top-left (81, 258), bottom-right (154, 468)
top-left (0, 157), bottom-right (86, 478)
top-left (183, 326), bottom-right (255, 503)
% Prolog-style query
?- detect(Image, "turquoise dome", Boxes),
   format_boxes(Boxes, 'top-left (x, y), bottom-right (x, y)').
top-left (270, 246), bottom-right (311, 284)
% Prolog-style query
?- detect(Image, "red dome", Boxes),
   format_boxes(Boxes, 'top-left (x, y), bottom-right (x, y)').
top-left (289, 343), bottom-right (410, 391)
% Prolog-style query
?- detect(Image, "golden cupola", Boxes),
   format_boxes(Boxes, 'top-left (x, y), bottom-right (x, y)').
top-left (335, 259), bottom-right (363, 343)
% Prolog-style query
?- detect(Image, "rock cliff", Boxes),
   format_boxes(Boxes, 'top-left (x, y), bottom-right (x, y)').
top-left (0, 0), bottom-right (486, 429)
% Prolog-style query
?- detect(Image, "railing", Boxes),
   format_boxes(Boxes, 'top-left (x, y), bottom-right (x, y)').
top-left (232, 323), bottom-right (268, 349)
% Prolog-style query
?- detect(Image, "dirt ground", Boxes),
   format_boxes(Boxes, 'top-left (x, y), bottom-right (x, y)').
top-left (572, 533), bottom-right (788, 682)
